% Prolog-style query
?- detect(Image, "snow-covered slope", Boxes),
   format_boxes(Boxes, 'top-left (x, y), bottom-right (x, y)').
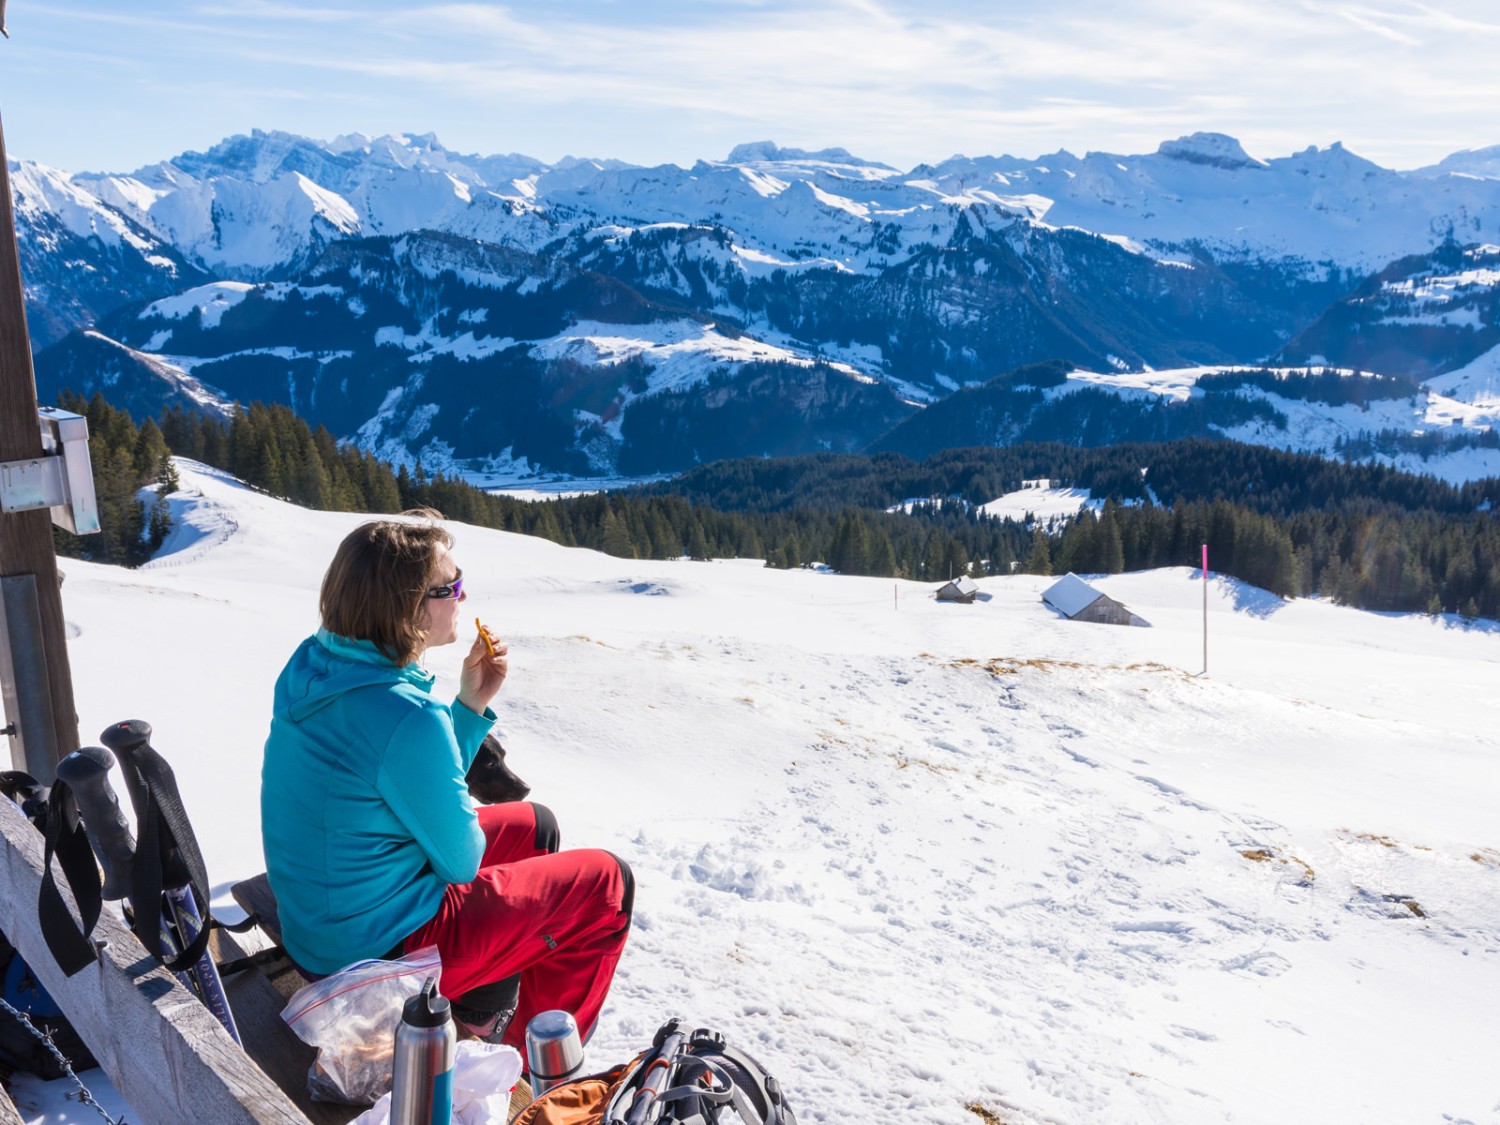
top-left (12, 460), bottom-right (1499, 1124)
top-left (1068, 364), bottom-right (1500, 483)
top-left (1279, 242), bottom-right (1500, 383)
top-left (871, 360), bottom-right (1500, 484)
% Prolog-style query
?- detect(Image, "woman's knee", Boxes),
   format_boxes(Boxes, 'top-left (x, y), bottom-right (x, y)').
top-left (603, 851), bottom-right (634, 925)
top-left (530, 802), bottom-right (561, 854)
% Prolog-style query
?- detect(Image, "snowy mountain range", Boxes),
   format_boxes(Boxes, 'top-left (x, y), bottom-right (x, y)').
top-left (13, 129), bottom-right (1500, 480)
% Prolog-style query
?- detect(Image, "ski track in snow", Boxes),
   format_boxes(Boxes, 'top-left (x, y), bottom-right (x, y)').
top-left (21, 461), bottom-right (1500, 1125)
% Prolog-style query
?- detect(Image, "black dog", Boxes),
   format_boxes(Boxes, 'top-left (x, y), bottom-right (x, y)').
top-left (465, 733), bottom-right (531, 804)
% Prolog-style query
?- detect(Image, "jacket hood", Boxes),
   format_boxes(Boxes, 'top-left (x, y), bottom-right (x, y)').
top-left (275, 629), bottom-right (436, 721)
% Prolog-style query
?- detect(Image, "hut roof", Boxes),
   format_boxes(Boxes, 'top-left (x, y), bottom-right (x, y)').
top-left (1042, 572), bottom-right (1106, 618)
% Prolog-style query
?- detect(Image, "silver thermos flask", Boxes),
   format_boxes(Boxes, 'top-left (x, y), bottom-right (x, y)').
top-left (525, 1009), bottom-right (586, 1095)
top-left (390, 977), bottom-right (456, 1125)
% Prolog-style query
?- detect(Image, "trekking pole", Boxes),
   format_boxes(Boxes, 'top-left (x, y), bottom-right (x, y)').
top-left (620, 1019), bottom-right (688, 1125)
top-left (96, 720), bottom-right (242, 1044)
top-left (54, 747), bottom-right (204, 998)
top-left (53, 748), bottom-right (136, 900)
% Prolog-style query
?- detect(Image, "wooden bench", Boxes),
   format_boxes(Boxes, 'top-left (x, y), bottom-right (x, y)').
top-left (227, 874), bottom-right (532, 1122)
top-left (215, 880), bottom-right (360, 1125)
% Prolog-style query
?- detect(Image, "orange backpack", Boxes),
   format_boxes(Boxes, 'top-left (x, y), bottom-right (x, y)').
top-left (510, 1055), bottom-right (642, 1125)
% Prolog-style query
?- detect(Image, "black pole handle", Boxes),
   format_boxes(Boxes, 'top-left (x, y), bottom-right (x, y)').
top-left (100, 718), bottom-right (153, 756)
top-left (54, 746), bottom-right (137, 901)
top-left (99, 718), bottom-right (190, 888)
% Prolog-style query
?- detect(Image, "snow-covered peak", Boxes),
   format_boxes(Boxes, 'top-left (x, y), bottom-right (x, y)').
top-left (1156, 132), bottom-right (1267, 170)
top-left (6, 159), bottom-right (159, 254)
top-left (161, 128), bottom-right (359, 185)
top-left (1412, 144), bottom-right (1500, 181)
top-left (725, 141), bottom-right (896, 171)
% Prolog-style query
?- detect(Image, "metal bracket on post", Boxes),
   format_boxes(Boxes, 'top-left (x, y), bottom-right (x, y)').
top-left (0, 573), bottom-right (60, 780)
top-left (0, 407), bottom-right (100, 534)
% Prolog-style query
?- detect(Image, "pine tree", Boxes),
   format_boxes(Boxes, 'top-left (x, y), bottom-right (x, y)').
top-left (1022, 527), bottom-right (1052, 575)
top-left (1098, 507), bottom-right (1124, 574)
top-left (600, 509), bottom-right (637, 558)
top-left (133, 419), bottom-right (171, 484)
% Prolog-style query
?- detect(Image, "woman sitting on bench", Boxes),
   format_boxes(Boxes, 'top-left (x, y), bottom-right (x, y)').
top-left (261, 514), bottom-right (633, 1047)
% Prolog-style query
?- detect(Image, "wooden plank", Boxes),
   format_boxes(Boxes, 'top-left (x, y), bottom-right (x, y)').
top-left (0, 797), bottom-right (313, 1123)
top-left (232, 873), bottom-right (285, 946)
top-left (509, 1079), bottom-right (534, 1121)
top-left (212, 926), bottom-right (360, 1125)
top-left (0, 1080), bottom-right (23, 1125)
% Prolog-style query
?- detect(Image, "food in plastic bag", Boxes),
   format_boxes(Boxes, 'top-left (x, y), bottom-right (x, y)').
top-left (281, 945), bottom-right (442, 1104)
top-left (352, 1040), bottom-right (524, 1125)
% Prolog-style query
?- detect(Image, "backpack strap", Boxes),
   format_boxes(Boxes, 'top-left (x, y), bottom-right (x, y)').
top-left (656, 1056), bottom-right (759, 1124)
top-left (35, 780), bottom-right (105, 976)
top-left (112, 738), bottom-right (214, 971)
top-left (0, 771), bottom-right (48, 830)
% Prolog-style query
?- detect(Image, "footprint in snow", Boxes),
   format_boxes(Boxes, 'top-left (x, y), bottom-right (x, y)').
top-left (1220, 950), bottom-right (1291, 977)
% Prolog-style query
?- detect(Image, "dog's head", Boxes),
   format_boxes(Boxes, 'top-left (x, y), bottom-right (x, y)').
top-left (466, 733), bottom-right (532, 804)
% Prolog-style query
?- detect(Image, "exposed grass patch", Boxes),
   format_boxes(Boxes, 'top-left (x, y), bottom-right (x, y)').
top-left (1471, 848), bottom-right (1500, 867)
top-left (1384, 894), bottom-right (1426, 918)
top-left (948, 655), bottom-right (1187, 680)
top-left (1239, 847), bottom-right (1314, 884)
top-left (965, 1104), bottom-right (1006, 1124)
top-left (896, 755), bottom-right (959, 775)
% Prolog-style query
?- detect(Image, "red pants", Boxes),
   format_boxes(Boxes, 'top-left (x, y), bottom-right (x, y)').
top-left (405, 802), bottom-right (632, 1049)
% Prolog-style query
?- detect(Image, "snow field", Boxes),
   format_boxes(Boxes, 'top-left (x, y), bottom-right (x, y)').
top-left (24, 461), bottom-right (1500, 1125)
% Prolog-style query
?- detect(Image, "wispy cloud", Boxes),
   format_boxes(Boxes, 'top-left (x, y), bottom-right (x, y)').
top-left (1, 0), bottom-right (1497, 171)
top-left (1337, 7), bottom-right (1423, 44)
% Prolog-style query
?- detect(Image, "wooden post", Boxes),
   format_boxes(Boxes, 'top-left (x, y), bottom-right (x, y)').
top-left (1202, 542), bottom-right (1208, 677)
top-left (0, 109), bottom-right (79, 782)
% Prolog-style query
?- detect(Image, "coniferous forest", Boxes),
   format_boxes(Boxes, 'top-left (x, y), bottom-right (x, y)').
top-left (55, 394), bottom-right (1500, 620)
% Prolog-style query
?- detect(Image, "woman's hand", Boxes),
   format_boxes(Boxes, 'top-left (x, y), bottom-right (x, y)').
top-left (457, 624), bottom-right (508, 715)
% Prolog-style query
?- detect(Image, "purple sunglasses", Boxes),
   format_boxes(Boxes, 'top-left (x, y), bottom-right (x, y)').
top-left (425, 570), bottom-right (464, 600)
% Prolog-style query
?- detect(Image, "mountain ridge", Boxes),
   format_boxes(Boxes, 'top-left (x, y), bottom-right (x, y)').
top-left (15, 129), bottom-right (1500, 483)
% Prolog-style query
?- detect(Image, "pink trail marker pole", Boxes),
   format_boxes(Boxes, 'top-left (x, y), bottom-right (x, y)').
top-left (1202, 543), bottom-right (1209, 676)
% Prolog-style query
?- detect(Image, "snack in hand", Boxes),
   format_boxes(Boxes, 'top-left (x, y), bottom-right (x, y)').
top-left (476, 617), bottom-right (497, 656)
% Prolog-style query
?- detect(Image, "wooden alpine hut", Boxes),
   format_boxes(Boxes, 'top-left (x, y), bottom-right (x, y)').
top-left (1042, 573), bottom-right (1149, 627)
top-left (936, 575), bottom-right (980, 603)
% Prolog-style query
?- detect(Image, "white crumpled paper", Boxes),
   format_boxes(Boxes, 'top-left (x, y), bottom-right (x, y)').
top-left (352, 1040), bottom-right (525, 1125)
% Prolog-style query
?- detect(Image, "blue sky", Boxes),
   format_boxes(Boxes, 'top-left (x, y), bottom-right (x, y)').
top-left (1, 0), bottom-right (1496, 173)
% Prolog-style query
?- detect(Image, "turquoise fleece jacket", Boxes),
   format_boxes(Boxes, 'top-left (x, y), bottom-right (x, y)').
top-left (261, 629), bottom-right (494, 975)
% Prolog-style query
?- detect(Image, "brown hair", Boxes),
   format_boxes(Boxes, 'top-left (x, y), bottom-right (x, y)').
top-left (319, 512), bottom-right (451, 665)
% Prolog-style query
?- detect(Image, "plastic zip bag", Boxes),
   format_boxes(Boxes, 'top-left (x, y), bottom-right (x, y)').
top-left (282, 944), bottom-right (442, 1104)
